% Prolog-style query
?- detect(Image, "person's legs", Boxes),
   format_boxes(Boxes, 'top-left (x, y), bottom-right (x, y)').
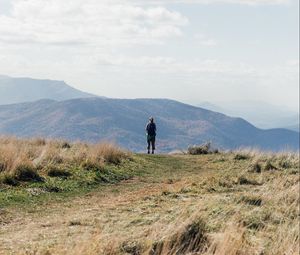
top-left (147, 138), bottom-right (151, 154)
top-left (151, 137), bottom-right (156, 154)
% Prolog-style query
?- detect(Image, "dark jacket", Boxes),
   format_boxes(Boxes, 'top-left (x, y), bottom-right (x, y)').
top-left (146, 122), bottom-right (156, 136)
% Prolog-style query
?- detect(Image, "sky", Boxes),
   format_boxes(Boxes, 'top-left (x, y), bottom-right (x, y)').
top-left (0, 0), bottom-right (299, 111)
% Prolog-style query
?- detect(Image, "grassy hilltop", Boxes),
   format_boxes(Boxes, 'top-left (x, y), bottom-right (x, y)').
top-left (0, 137), bottom-right (299, 255)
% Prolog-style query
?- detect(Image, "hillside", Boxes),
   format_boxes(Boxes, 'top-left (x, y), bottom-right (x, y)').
top-left (0, 97), bottom-right (298, 152)
top-left (198, 100), bottom-right (299, 130)
top-left (0, 138), bottom-right (299, 254)
top-left (0, 75), bottom-right (95, 105)
top-left (285, 123), bottom-right (300, 132)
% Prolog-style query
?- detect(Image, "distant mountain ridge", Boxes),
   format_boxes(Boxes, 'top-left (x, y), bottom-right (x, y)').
top-left (0, 97), bottom-right (298, 152)
top-left (0, 75), bottom-right (95, 105)
top-left (198, 101), bottom-right (299, 131)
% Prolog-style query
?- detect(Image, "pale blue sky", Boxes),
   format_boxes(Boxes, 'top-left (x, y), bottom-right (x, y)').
top-left (0, 0), bottom-right (298, 110)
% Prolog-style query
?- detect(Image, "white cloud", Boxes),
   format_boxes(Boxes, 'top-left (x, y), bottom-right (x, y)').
top-left (135, 0), bottom-right (291, 5)
top-left (0, 0), bottom-right (188, 47)
top-left (193, 34), bottom-right (217, 47)
top-left (286, 59), bottom-right (299, 69)
top-left (91, 54), bottom-right (255, 76)
top-left (0, 0), bottom-right (297, 110)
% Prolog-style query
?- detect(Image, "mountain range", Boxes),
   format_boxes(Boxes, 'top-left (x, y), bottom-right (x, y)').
top-left (0, 75), bottom-right (94, 105)
top-left (0, 97), bottom-right (298, 152)
top-left (0, 75), bottom-right (298, 152)
top-left (198, 101), bottom-right (299, 132)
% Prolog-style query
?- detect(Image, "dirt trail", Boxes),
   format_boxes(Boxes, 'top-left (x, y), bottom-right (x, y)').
top-left (0, 174), bottom-right (206, 254)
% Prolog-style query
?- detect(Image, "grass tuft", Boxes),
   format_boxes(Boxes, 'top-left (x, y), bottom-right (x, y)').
top-left (14, 163), bottom-right (43, 182)
top-left (237, 176), bottom-right (259, 185)
top-left (81, 160), bottom-right (104, 171)
top-left (248, 162), bottom-right (262, 173)
top-left (234, 153), bottom-right (249, 160)
top-left (47, 166), bottom-right (72, 177)
top-left (0, 173), bottom-right (19, 186)
top-left (120, 241), bottom-right (142, 255)
top-left (61, 142), bottom-right (71, 149)
top-left (0, 162), bottom-right (5, 172)
top-left (150, 219), bottom-right (208, 255)
top-left (69, 220), bottom-right (82, 226)
top-left (278, 160), bottom-right (291, 169)
top-left (264, 161), bottom-right (277, 171)
top-left (239, 195), bottom-right (263, 206)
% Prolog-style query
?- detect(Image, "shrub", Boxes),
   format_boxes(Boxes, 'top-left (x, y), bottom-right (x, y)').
top-left (188, 142), bottom-right (217, 155)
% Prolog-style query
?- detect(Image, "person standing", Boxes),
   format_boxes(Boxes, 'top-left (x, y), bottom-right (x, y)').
top-left (146, 117), bottom-right (156, 154)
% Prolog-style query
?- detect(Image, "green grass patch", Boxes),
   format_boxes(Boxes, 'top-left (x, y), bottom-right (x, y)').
top-left (0, 159), bottom-right (136, 208)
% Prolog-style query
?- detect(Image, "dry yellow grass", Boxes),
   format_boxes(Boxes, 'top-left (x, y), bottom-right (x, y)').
top-left (0, 136), bottom-right (129, 183)
top-left (0, 138), bottom-right (299, 255)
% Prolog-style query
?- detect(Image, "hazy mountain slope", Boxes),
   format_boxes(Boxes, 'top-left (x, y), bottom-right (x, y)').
top-left (198, 100), bottom-right (299, 130)
top-left (0, 75), bottom-right (95, 105)
top-left (0, 98), bottom-right (298, 152)
top-left (285, 123), bottom-right (299, 132)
